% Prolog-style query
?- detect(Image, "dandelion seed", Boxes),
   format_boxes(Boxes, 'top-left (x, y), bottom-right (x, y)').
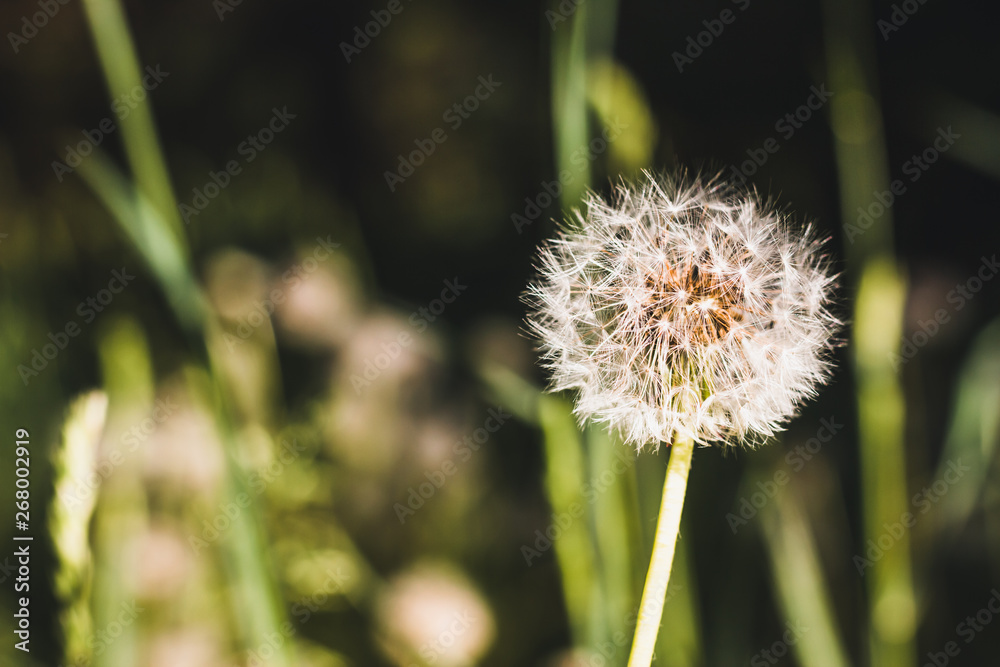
top-left (527, 172), bottom-right (840, 450)
top-left (526, 171), bottom-right (842, 667)
top-left (526, 172), bottom-right (841, 667)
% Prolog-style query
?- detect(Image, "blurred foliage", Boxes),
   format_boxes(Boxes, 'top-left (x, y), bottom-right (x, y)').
top-left (0, 0), bottom-right (999, 666)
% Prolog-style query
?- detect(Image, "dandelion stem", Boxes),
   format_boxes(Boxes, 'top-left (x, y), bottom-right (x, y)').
top-left (627, 434), bottom-right (695, 667)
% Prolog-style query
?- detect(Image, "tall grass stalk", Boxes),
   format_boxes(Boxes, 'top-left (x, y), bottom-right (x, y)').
top-left (78, 1), bottom-right (292, 662)
top-left (80, 0), bottom-right (184, 242)
top-left (537, 395), bottom-right (604, 646)
top-left (822, 0), bottom-right (917, 660)
top-left (935, 318), bottom-right (1000, 532)
top-left (587, 424), bottom-right (635, 646)
top-left (761, 484), bottom-right (851, 667)
top-left (93, 317), bottom-right (153, 667)
top-left (551, 1), bottom-right (591, 210)
top-left (50, 391), bottom-right (108, 667)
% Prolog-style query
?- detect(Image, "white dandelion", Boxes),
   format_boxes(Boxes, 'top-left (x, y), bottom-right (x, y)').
top-left (527, 172), bottom-right (839, 450)
top-left (525, 171), bottom-right (840, 667)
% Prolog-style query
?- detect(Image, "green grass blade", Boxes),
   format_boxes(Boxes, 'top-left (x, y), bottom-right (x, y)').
top-left (537, 394), bottom-right (603, 647)
top-left (762, 483), bottom-right (852, 667)
top-left (50, 391), bottom-right (109, 667)
top-left (822, 0), bottom-right (918, 661)
top-left (935, 318), bottom-right (1000, 530)
top-left (75, 151), bottom-right (206, 333)
top-left (586, 425), bottom-right (635, 647)
top-left (551, 1), bottom-right (591, 210)
top-left (81, 0), bottom-right (185, 240)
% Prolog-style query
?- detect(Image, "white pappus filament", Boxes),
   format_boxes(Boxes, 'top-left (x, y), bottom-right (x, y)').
top-left (527, 173), bottom-right (840, 449)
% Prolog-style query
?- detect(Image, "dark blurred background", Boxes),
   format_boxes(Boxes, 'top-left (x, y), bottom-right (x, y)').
top-left (1, 1), bottom-right (999, 666)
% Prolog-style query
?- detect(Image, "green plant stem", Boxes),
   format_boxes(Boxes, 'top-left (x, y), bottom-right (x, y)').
top-left (78, 2), bottom-right (291, 661)
top-left (762, 483), bottom-right (851, 667)
top-left (821, 0), bottom-right (917, 660)
top-left (551, 0), bottom-right (590, 210)
top-left (627, 434), bottom-right (694, 667)
top-left (537, 395), bottom-right (602, 646)
top-left (854, 262), bottom-right (915, 664)
top-left (80, 0), bottom-right (185, 241)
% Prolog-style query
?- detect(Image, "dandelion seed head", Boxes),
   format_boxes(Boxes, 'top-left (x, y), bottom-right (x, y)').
top-left (526, 172), bottom-right (840, 450)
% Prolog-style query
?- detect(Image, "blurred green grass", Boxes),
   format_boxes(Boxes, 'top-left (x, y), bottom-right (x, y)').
top-left (0, 1), bottom-right (998, 666)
